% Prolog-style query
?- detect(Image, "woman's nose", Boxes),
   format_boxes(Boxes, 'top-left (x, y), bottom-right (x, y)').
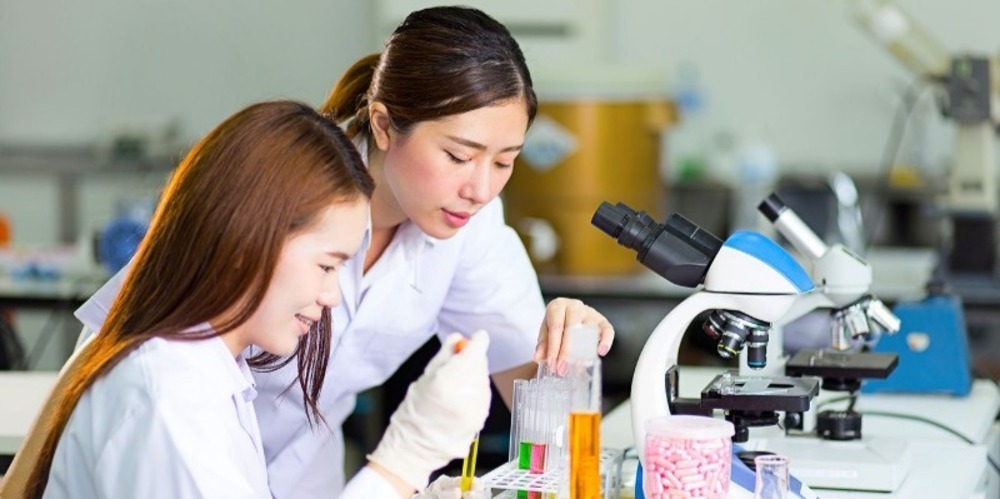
top-left (461, 163), bottom-right (491, 204)
top-left (317, 282), bottom-right (342, 308)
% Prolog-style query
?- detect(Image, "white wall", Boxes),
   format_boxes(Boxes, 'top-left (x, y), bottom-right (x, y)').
top-left (0, 0), bottom-right (373, 246)
top-left (0, 0), bottom-right (373, 144)
top-left (0, 0), bottom-right (996, 369)
top-left (0, 1), bottom-right (375, 369)
top-left (1, 0), bottom-right (998, 240)
top-left (610, 0), bottom-right (1000, 174)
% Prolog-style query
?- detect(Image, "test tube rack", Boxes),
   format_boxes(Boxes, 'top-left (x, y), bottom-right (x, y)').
top-left (481, 447), bottom-right (625, 498)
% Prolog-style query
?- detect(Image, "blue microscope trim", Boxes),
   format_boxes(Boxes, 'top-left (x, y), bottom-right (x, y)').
top-left (724, 231), bottom-right (814, 293)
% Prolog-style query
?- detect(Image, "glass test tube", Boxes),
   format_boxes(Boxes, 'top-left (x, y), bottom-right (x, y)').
top-left (517, 381), bottom-right (533, 499)
top-left (566, 325), bottom-right (602, 499)
top-left (510, 379), bottom-right (528, 462)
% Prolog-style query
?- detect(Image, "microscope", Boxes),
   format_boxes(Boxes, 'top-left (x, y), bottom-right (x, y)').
top-left (590, 201), bottom-right (821, 461)
top-left (593, 197), bottom-right (912, 493)
top-left (733, 194), bottom-right (914, 492)
top-left (756, 193), bottom-right (902, 425)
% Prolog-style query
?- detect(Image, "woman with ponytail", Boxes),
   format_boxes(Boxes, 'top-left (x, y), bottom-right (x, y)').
top-left (71, 6), bottom-right (616, 497)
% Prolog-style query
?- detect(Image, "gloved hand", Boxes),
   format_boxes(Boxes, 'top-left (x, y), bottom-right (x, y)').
top-left (368, 330), bottom-right (492, 491)
top-left (413, 475), bottom-right (489, 499)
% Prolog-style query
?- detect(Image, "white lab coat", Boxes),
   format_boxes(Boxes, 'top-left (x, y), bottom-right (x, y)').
top-left (75, 197), bottom-right (545, 498)
top-left (45, 333), bottom-right (272, 498)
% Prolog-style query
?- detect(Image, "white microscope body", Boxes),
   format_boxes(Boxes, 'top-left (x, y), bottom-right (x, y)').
top-left (593, 199), bottom-right (906, 495)
top-left (629, 237), bottom-right (814, 462)
top-left (742, 194), bottom-right (902, 376)
top-left (590, 201), bottom-right (816, 464)
top-left (739, 194), bottom-right (911, 493)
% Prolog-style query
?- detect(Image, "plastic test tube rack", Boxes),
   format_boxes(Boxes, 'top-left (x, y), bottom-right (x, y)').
top-left (480, 448), bottom-right (625, 498)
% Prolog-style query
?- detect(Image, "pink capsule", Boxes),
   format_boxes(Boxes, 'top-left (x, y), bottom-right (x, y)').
top-left (682, 478), bottom-right (707, 488)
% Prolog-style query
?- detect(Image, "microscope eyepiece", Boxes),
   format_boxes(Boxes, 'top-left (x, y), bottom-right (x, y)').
top-left (591, 202), bottom-right (631, 239)
top-left (758, 193), bottom-right (787, 223)
top-left (592, 201), bottom-right (724, 288)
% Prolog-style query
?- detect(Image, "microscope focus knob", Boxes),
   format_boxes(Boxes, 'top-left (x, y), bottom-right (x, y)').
top-left (816, 410), bottom-right (863, 441)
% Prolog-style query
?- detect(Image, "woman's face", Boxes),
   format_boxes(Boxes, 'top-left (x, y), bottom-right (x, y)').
top-left (375, 99), bottom-right (529, 239)
top-left (233, 199), bottom-right (369, 357)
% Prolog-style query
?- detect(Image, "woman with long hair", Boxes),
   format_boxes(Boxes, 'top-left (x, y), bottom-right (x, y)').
top-left (7, 100), bottom-right (492, 498)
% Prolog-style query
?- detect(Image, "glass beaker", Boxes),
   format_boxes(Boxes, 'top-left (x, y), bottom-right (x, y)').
top-left (754, 454), bottom-right (790, 499)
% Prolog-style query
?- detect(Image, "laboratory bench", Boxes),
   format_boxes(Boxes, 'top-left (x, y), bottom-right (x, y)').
top-left (0, 371), bottom-right (58, 476)
top-left (600, 365), bottom-right (1000, 498)
top-left (0, 274), bottom-right (106, 369)
top-left (0, 275), bottom-right (103, 311)
top-left (5, 366), bottom-right (997, 497)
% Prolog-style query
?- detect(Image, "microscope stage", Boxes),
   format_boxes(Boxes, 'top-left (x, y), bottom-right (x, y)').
top-left (786, 348), bottom-right (898, 380)
top-left (699, 371), bottom-right (820, 413)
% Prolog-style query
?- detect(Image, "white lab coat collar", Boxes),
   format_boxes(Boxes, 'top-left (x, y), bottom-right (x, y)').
top-left (186, 323), bottom-right (257, 404)
top-left (358, 219), bottom-right (436, 294)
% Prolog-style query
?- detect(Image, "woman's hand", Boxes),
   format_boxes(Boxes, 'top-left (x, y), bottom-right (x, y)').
top-left (533, 298), bottom-right (614, 373)
top-left (367, 331), bottom-right (491, 491)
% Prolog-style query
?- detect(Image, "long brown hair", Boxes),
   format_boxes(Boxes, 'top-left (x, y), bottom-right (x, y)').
top-left (25, 101), bottom-right (374, 497)
top-left (321, 6), bottom-right (538, 141)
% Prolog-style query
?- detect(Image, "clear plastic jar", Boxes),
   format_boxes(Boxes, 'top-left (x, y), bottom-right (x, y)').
top-left (643, 415), bottom-right (734, 499)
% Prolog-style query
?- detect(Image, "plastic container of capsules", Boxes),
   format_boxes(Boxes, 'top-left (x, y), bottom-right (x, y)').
top-left (643, 415), bottom-right (734, 499)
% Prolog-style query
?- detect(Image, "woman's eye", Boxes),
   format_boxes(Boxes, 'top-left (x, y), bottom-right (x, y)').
top-left (446, 151), bottom-right (468, 164)
top-left (495, 161), bottom-right (513, 169)
top-left (320, 265), bottom-right (336, 273)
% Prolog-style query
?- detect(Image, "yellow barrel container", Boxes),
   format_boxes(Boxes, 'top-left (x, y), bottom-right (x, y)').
top-left (505, 71), bottom-right (675, 276)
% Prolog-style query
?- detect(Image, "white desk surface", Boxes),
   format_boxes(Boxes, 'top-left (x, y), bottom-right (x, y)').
top-left (0, 277), bottom-right (100, 300)
top-left (602, 366), bottom-right (1000, 498)
top-left (0, 371), bottom-right (57, 455)
top-left (3, 368), bottom-right (998, 497)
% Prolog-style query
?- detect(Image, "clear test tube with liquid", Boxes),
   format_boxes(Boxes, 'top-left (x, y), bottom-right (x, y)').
top-left (564, 324), bottom-right (602, 499)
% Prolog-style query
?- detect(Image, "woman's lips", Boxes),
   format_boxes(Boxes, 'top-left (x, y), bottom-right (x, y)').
top-left (443, 209), bottom-right (471, 228)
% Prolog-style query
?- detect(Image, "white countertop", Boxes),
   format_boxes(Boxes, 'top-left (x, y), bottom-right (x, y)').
top-left (601, 365), bottom-right (1000, 498)
top-left (0, 371), bottom-right (58, 455)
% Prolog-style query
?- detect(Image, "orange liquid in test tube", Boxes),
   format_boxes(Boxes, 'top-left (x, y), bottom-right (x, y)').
top-left (568, 411), bottom-right (601, 499)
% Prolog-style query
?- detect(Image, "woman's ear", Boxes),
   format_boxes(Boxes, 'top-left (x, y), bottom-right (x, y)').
top-left (369, 102), bottom-right (392, 152)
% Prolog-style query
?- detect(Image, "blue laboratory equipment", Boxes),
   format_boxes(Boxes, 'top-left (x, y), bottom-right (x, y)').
top-left (863, 292), bottom-right (973, 396)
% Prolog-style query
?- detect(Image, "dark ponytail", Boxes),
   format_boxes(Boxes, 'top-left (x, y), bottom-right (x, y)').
top-left (320, 53), bottom-right (380, 139)
top-left (320, 6), bottom-right (537, 144)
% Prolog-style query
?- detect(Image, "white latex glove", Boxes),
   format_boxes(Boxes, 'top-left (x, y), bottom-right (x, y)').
top-left (369, 331), bottom-right (492, 491)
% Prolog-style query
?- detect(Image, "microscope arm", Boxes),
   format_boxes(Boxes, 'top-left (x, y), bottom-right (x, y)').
top-left (631, 291), bottom-right (800, 465)
top-left (631, 292), bottom-right (716, 463)
top-left (778, 292), bottom-right (837, 326)
top-left (761, 194), bottom-right (873, 308)
top-left (760, 194), bottom-right (901, 348)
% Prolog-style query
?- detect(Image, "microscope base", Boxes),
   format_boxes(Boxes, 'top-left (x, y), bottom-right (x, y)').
top-left (742, 432), bottom-right (912, 492)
